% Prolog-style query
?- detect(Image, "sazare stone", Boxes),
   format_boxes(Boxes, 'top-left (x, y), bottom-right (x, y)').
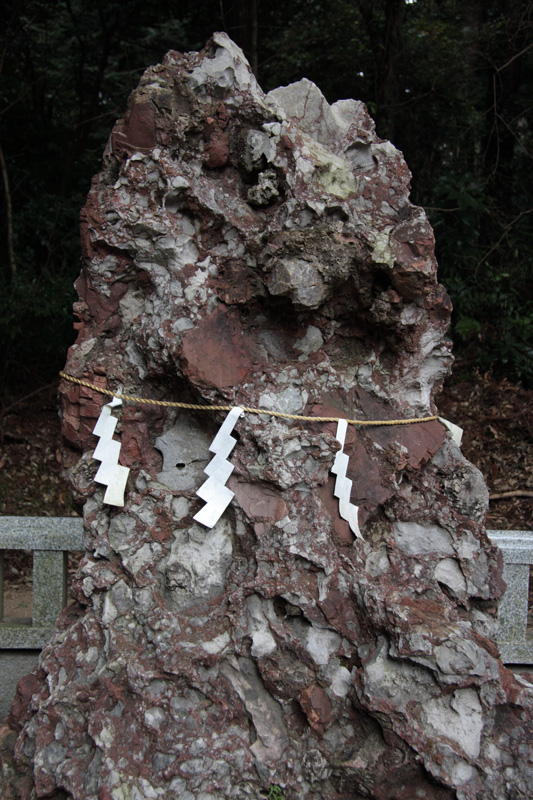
top-left (1, 31), bottom-right (532, 800)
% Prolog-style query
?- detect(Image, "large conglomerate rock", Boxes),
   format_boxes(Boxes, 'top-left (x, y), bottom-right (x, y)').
top-left (2, 33), bottom-right (532, 800)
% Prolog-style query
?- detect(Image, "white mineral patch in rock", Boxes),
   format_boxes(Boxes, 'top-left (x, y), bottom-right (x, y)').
top-left (121, 542), bottom-right (160, 577)
top-left (305, 626), bottom-right (342, 666)
top-left (221, 658), bottom-right (288, 762)
top-left (258, 386), bottom-right (306, 414)
top-left (330, 98), bottom-right (367, 131)
top-left (247, 595), bottom-right (277, 658)
top-left (243, 130), bottom-right (276, 170)
top-left (328, 664), bottom-right (352, 697)
top-left (155, 418), bottom-right (211, 491)
top-left (119, 292), bottom-right (144, 327)
top-left (171, 496), bottom-right (190, 520)
top-left (344, 142), bottom-right (375, 171)
top-left (165, 520), bottom-right (233, 607)
top-left (394, 521), bottom-right (454, 556)
top-left (109, 579), bottom-right (133, 613)
top-left (403, 631), bottom-right (433, 656)
top-left (423, 688), bottom-right (483, 759)
top-left (172, 317), bottom-right (194, 332)
top-left (294, 325), bottom-right (324, 359)
top-left (285, 617), bottom-right (341, 666)
top-left (268, 78), bottom-right (342, 146)
top-left (434, 558), bottom-right (467, 595)
top-left (371, 229), bottom-right (395, 268)
top-left (365, 547), bottom-right (391, 578)
top-left (124, 339), bottom-right (148, 379)
top-left (450, 761), bottom-right (479, 787)
top-left (70, 335), bottom-right (97, 361)
top-left (201, 632), bottom-right (231, 654)
top-left (454, 529), bottom-right (481, 562)
top-left (434, 641), bottom-right (479, 675)
top-left (363, 638), bottom-right (434, 711)
top-left (268, 257), bottom-right (328, 307)
top-left (102, 595), bottom-right (118, 625)
top-left (92, 723), bottom-right (114, 750)
top-left (166, 236), bottom-right (199, 270)
top-left (317, 152), bottom-right (358, 199)
top-left (144, 707), bottom-right (166, 729)
top-left (400, 306), bottom-right (424, 326)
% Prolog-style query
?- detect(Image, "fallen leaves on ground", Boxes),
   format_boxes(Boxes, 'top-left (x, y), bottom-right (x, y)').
top-left (437, 370), bottom-right (533, 532)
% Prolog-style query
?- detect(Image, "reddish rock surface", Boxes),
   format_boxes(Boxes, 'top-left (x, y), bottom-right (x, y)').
top-left (1, 33), bottom-right (532, 800)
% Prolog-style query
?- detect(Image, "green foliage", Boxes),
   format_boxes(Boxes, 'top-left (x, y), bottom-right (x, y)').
top-left (263, 785), bottom-right (285, 800)
top-left (444, 266), bottom-right (533, 386)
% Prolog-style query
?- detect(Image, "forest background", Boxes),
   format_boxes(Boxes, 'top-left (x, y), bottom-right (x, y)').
top-left (0, 0), bottom-right (532, 398)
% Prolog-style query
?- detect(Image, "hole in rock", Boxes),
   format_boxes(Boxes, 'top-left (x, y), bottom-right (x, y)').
top-left (325, 205), bottom-right (349, 222)
top-left (372, 268), bottom-right (392, 295)
top-left (345, 142), bottom-right (376, 171)
top-left (287, 698), bottom-right (309, 735)
top-left (437, 581), bottom-right (455, 604)
top-left (105, 158), bottom-right (120, 183)
top-left (164, 193), bottom-right (185, 214)
top-left (273, 595), bottom-right (303, 619)
top-left (175, 463), bottom-right (186, 470)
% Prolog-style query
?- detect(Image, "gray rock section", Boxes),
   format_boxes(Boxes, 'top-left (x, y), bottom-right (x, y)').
top-left (1, 32), bottom-right (532, 800)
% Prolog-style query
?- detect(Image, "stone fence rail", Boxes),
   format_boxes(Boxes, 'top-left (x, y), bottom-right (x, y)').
top-left (0, 516), bottom-right (83, 648)
top-left (0, 519), bottom-right (530, 658)
top-left (488, 530), bottom-right (533, 664)
top-left (0, 520), bottom-right (530, 720)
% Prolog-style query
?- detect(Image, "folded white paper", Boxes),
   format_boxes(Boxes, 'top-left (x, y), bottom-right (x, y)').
top-left (438, 416), bottom-right (464, 446)
top-left (331, 419), bottom-right (362, 539)
top-left (92, 397), bottom-right (130, 507)
top-left (194, 407), bottom-right (244, 528)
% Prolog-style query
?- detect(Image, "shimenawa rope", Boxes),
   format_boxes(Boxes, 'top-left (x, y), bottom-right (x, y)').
top-left (59, 371), bottom-right (439, 427)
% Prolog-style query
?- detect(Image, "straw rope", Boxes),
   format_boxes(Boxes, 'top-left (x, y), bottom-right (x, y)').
top-left (59, 371), bottom-right (439, 427)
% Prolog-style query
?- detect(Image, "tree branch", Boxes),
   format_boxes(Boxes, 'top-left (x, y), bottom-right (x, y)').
top-left (490, 491), bottom-right (533, 500)
top-left (496, 41), bottom-right (533, 73)
top-left (476, 208), bottom-right (533, 268)
top-left (0, 143), bottom-right (16, 279)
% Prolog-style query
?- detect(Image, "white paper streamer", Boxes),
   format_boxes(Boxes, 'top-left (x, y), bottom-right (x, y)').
top-left (331, 419), bottom-right (362, 539)
top-left (438, 417), bottom-right (464, 446)
top-left (92, 397), bottom-right (130, 506)
top-left (194, 407), bottom-right (244, 528)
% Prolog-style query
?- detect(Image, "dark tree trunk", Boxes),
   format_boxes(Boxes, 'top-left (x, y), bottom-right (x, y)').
top-left (480, 0), bottom-right (530, 251)
top-left (359, 0), bottom-right (406, 139)
top-left (221, 0), bottom-right (259, 75)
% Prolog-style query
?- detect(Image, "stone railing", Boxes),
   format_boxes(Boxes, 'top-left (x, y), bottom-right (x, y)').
top-left (0, 519), bottom-right (530, 722)
top-left (0, 516), bottom-right (83, 648)
top-left (0, 520), bottom-right (530, 656)
top-left (488, 530), bottom-right (533, 664)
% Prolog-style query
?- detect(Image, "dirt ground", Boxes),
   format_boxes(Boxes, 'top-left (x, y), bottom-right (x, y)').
top-left (0, 371), bottom-right (532, 614)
